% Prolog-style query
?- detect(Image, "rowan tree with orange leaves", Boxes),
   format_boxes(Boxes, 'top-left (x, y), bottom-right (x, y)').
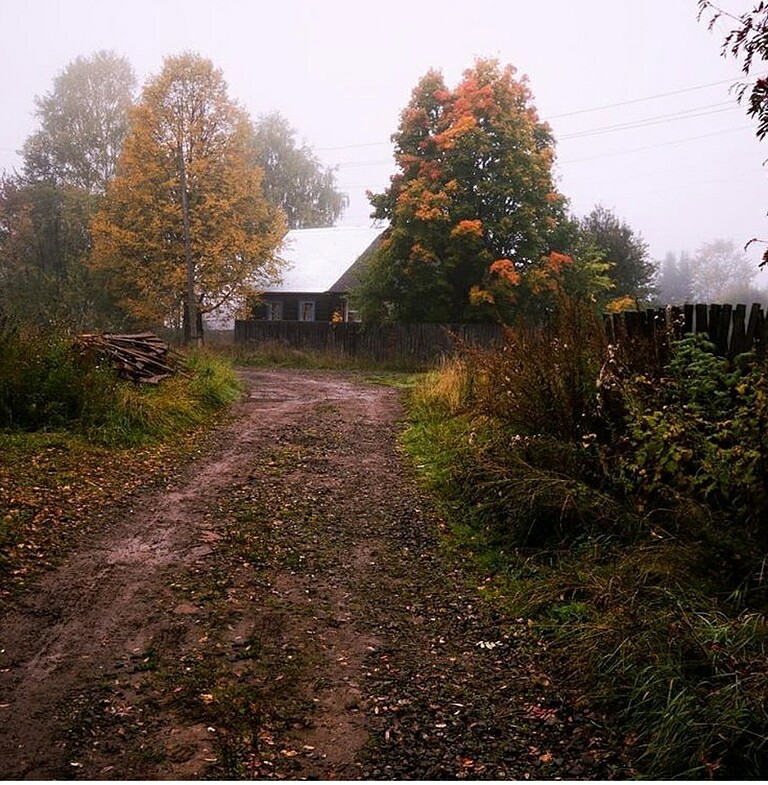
top-left (360, 59), bottom-right (568, 323)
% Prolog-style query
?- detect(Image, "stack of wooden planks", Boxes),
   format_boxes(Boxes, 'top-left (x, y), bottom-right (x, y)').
top-left (77, 332), bottom-right (177, 384)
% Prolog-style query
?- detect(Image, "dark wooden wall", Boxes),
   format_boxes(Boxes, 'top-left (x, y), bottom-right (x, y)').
top-left (252, 293), bottom-right (346, 323)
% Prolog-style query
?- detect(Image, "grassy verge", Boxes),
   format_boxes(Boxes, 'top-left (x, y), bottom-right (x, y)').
top-left (213, 339), bottom-right (433, 372)
top-left (401, 323), bottom-right (768, 779)
top-left (0, 339), bottom-right (243, 603)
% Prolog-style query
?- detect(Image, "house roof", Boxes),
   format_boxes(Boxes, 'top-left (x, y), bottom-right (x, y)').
top-left (269, 226), bottom-right (383, 293)
top-left (329, 232), bottom-right (383, 293)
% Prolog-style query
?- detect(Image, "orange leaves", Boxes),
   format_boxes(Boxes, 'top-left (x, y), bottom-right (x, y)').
top-left (396, 179), bottom-right (452, 223)
top-left (415, 192), bottom-right (451, 222)
top-left (524, 268), bottom-right (558, 295)
top-left (519, 252), bottom-right (572, 295)
top-left (545, 252), bottom-right (573, 273)
top-left (523, 253), bottom-right (570, 295)
top-left (489, 258), bottom-right (521, 285)
top-left (469, 285), bottom-right (496, 306)
top-left (410, 242), bottom-right (439, 264)
top-left (418, 160), bottom-right (443, 182)
top-left (485, 250), bottom-right (576, 312)
top-left (451, 219), bottom-right (484, 239)
top-left (451, 76), bottom-right (497, 121)
top-left (434, 113), bottom-right (477, 150)
top-left (605, 295), bottom-right (636, 313)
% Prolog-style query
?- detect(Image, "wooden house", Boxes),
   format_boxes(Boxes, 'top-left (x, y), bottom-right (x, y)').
top-left (250, 226), bottom-right (382, 323)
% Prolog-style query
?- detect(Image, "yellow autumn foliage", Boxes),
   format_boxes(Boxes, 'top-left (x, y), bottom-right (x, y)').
top-left (90, 53), bottom-right (285, 331)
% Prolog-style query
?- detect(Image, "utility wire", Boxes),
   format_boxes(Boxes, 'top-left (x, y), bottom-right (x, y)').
top-left (331, 105), bottom-right (750, 169)
top-left (316, 74), bottom-right (766, 153)
top-left (559, 125), bottom-right (754, 164)
top-left (546, 73), bottom-right (765, 118)
top-left (559, 104), bottom-right (739, 140)
top-left (317, 140), bottom-right (391, 152)
top-left (336, 125), bottom-right (761, 187)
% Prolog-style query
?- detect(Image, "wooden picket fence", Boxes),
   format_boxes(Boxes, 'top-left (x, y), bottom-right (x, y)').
top-left (234, 320), bottom-right (503, 364)
top-left (236, 303), bottom-right (768, 364)
top-left (604, 303), bottom-right (768, 359)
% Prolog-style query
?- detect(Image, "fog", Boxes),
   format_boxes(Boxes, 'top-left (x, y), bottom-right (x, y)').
top-left (2, 0), bottom-right (767, 278)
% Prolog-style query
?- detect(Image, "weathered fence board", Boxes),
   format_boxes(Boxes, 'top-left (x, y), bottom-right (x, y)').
top-left (234, 320), bottom-right (503, 363)
top-left (604, 302), bottom-right (768, 358)
top-left (236, 303), bottom-right (768, 364)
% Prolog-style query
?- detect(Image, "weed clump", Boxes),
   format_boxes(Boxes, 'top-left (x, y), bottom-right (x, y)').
top-left (0, 318), bottom-right (242, 444)
top-left (404, 296), bottom-right (768, 779)
top-left (0, 320), bottom-right (115, 430)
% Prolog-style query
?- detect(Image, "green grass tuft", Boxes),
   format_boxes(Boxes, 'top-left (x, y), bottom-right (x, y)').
top-left (401, 303), bottom-right (768, 779)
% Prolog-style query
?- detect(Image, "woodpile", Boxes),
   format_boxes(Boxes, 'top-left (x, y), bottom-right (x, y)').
top-left (76, 333), bottom-right (178, 384)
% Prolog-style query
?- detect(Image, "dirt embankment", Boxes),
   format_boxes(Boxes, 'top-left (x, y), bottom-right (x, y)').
top-left (0, 369), bottom-right (625, 780)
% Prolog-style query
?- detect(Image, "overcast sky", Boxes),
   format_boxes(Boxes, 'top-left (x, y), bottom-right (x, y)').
top-left (2, 0), bottom-right (767, 275)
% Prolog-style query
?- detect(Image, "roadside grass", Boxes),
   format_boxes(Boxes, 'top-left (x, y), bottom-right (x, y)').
top-left (86, 352), bottom-right (243, 446)
top-left (361, 371), bottom-right (424, 389)
top-left (0, 334), bottom-right (244, 603)
top-left (213, 339), bottom-right (432, 373)
top-left (402, 339), bottom-right (768, 779)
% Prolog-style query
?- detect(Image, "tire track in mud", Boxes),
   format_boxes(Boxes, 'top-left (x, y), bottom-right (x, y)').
top-left (0, 370), bottom-right (380, 778)
top-left (0, 369), bottom-right (625, 780)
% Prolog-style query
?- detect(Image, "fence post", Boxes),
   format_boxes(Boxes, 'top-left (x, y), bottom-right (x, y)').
top-left (717, 304), bottom-right (732, 356)
top-left (746, 304), bottom-right (764, 357)
top-left (730, 304), bottom-right (747, 358)
top-left (683, 303), bottom-right (694, 335)
top-left (695, 303), bottom-right (708, 335)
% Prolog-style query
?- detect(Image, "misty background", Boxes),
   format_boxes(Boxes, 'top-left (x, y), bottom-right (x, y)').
top-left (1, 0), bottom-right (767, 290)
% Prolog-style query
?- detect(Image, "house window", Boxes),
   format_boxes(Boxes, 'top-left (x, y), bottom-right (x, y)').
top-left (266, 301), bottom-right (283, 320)
top-left (343, 300), bottom-right (361, 323)
top-left (298, 300), bottom-right (316, 322)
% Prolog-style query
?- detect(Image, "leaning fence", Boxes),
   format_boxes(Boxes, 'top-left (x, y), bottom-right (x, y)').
top-left (604, 302), bottom-right (768, 359)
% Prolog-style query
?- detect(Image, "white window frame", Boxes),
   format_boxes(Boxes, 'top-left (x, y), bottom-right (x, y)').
top-left (266, 300), bottom-right (283, 321)
top-left (298, 300), bottom-right (316, 322)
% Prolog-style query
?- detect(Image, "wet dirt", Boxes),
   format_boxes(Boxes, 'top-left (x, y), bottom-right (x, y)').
top-left (0, 368), bottom-right (626, 780)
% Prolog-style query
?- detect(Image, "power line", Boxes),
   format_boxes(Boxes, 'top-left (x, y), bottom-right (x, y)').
top-left (336, 159), bottom-right (392, 169)
top-left (316, 75), bottom-right (765, 153)
top-left (317, 140), bottom-right (391, 152)
top-left (559, 125), bottom-right (755, 164)
top-left (546, 73), bottom-right (764, 119)
top-left (560, 104), bottom-right (739, 141)
top-left (622, 167), bottom-right (768, 197)
top-left (331, 112), bottom-right (752, 171)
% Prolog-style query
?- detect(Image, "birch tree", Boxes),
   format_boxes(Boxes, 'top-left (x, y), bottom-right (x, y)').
top-left (22, 50), bottom-right (136, 195)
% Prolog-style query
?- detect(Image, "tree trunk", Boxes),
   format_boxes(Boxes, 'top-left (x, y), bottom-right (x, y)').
top-left (178, 143), bottom-right (200, 347)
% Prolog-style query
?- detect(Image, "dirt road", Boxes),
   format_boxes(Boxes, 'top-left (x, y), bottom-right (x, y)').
top-left (0, 369), bottom-right (624, 779)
